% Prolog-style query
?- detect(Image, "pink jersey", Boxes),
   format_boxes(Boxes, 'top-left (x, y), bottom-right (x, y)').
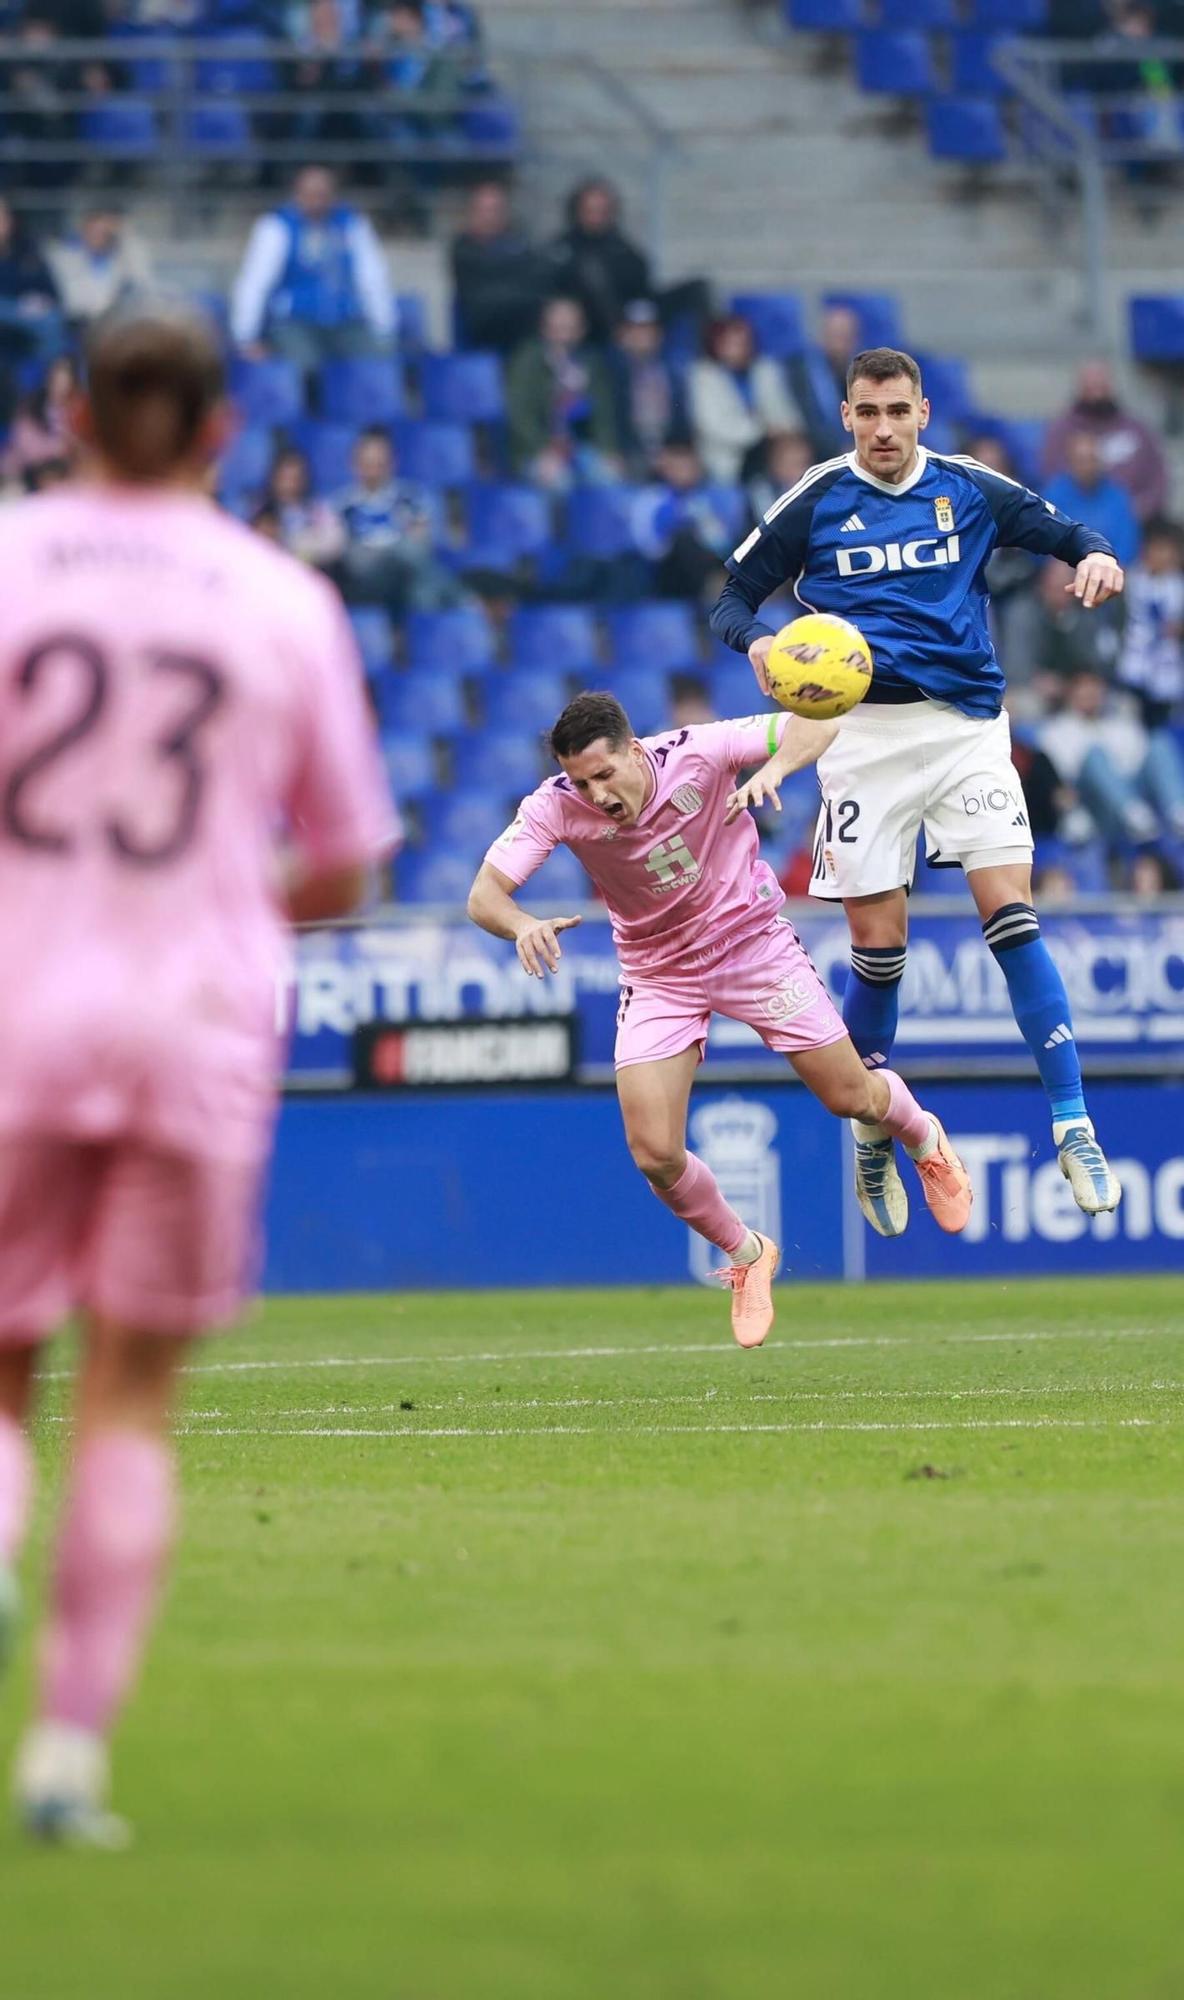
top-left (0, 486), bottom-right (397, 1163)
top-left (486, 716), bottom-right (788, 978)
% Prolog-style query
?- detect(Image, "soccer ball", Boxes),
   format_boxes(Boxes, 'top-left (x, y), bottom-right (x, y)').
top-left (764, 613), bottom-right (873, 721)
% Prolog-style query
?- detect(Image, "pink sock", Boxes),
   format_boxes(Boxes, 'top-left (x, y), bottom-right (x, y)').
top-left (0, 1413), bottom-right (33, 1566)
top-left (877, 1069), bottom-right (932, 1152)
top-left (651, 1153), bottom-right (748, 1256)
top-left (40, 1432), bottom-right (177, 1736)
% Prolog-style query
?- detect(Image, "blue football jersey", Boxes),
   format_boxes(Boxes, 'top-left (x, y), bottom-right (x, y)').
top-left (709, 448), bottom-right (1113, 718)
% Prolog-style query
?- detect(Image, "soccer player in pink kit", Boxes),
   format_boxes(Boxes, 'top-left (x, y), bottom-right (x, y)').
top-left (0, 309), bottom-right (397, 1846)
top-left (468, 691), bottom-right (972, 1345)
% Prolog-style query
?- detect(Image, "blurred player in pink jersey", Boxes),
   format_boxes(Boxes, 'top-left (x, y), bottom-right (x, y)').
top-left (469, 692), bottom-right (972, 1346)
top-left (0, 308), bottom-right (397, 1846)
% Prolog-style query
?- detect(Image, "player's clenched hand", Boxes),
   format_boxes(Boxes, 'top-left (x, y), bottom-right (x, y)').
top-left (747, 634), bottom-right (774, 696)
top-left (725, 771), bottom-right (782, 825)
top-left (514, 913), bottom-right (582, 977)
top-left (1069, 553), bottom-right (1124, 609)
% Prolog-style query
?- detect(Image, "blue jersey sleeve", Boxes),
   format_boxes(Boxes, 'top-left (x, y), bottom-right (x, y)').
top-left (958, 458), bottom-right (1115, 566)
top-left (709, 476), bottom-right (836, 653)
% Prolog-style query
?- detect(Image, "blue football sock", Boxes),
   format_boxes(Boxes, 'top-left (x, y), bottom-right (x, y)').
top-left (982, 902), bottom-right (1087, 1128)
top-left (843, 944), bottom-right (907, 1071)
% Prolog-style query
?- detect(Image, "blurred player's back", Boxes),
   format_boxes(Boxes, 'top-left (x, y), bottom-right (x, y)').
top-left (0, 482), bottom-right (379, 1161)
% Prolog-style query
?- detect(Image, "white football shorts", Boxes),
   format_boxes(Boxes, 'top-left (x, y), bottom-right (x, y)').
top-left (808, 698), bottom-right (1034, 901)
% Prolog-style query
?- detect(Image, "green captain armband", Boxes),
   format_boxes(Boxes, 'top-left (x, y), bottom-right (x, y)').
top-left (766, 713), bottom-right (781, 760)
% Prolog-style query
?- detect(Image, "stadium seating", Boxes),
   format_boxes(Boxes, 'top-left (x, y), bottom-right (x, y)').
top-left (508, 606), bottom-right (600, 672)
top-left (405, 607), bottom-right (497, 675)
top-left (183, 102), bottom-right (253, 155)
top-left (881, 0), bottom-right (957, 25)
top-left (565, 487), bottom-right (639, 563)
top-left (349, 607), bottom-right (396, 676)
top-left (216, 425), bottom-right (273, 507)
top-left (377, 670), bottom-right (469, 738)
top-left (1129, 298), bottom-right (1184, 364)
top-left (969, 0), bottom-right (1047, 24)
top-left (230, 359), bottom-right (305, 429)
top-left (381, 730), bottom-right (438, 802)
top-left (728, 293), bottom-right (807, 359)
top-left (608, 604), bottom-right (700, 672)
top-left (824, 291), bottom-right (904, 350)
top-left (453, 731), bottom-right (548, 795)
top-left (927, 97), bottom-right (1008, 164)
top-left (951, 32), bottom-right (1010, 98)
top-left (81, 100), bottom-right (158, 155)
top-left (392, 422), bottom-right (476, 488)
top-left (290, 422), bottom-right (359, 496)
top-left (855, 32), bottom-right (938, 97)
top-left (420, 352), bottom-right (506, 425)
top-left (602, 667), bottom-right (678, 736)
top-left (319, 358), bottom-right (405, 428)
top-left (465, 484), bottom-right (555, 566)
top-left (784, 0), bottom-right (864, 28)
top-left (397, 848), bottom-right (484, 903)
top-left (484, 671), bottom-right (570, 732)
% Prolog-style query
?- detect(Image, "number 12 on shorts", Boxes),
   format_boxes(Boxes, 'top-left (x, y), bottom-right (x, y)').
top-left (812, 796), bottom-right (860, 885)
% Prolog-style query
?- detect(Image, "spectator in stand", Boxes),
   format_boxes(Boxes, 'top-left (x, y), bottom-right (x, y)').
top-left (688, 313), bottom-right (802, 485)
top-left (956, 431), bottom-right (1044, 681)
top-left (744, 428), bottom-right (814, 524)
top-left (46, 205), bottom-right (153, 333)
top-left (633, 441), bottom-right (738, 604)
top-left (1129, 849), bottom-right (1181, 895)
top-left (5, 17), bottom-right (75, 193)
top-left (333, 424), bottom-right (463, 612)
top-left (260, 444), bottom-right (347, 571)
top-left (284, 0), bottom-right (370, 155)
top-left (609, 298), bottom-right (687, 478)
top-left (786, 303), bottom-right (860, 461)
top-left (546, 179), bottom-right (652, 347)
top-left (1045, 427), bottom-right (1141, 569)
top-left (1043, 359), bottom-right (1169, 522)
top-left (1, 353), bottom-right (78, 487)
top-left (372, 0), bottom-right (465, 133)
top-left (230, 166), bottom-right (395, 374)
top-left (451, 182), bottom-right (545, 354)
top-left (1118, 516), bottom-right (1184, 727)
top-left (506, 294), bottom-right (622, 490)
top-left (1029, 555), bottom-right (1126, 683)
top-left (0, 199), bottom-right (63, 416)
top-left (1039, 668), bottom-right (1184, 847)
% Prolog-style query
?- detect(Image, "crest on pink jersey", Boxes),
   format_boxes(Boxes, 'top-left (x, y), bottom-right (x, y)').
top-left (671, 783), bottom-right (703, 816)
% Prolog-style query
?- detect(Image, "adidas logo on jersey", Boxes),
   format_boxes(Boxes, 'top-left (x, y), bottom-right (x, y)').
top-left (837, 534), bottom-right (962, 578)
top-left (1044, 1023), bottom-right (1074, 1048)
top-left (840, 513), bottom-right (865, 533)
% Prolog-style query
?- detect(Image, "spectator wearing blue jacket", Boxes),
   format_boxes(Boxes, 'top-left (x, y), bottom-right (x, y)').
top-left (333, 426), bottom-right (464, 614)
top-left (1045, 427), bottom-right (1141, 571)
top-left (230, 166), bottom-right (396, 375)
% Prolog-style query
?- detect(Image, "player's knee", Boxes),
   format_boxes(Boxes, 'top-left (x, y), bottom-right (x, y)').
top-left (629, 1138), bottom-right (686, 1188)
top-left (825, 1076), bottom-right (879, 1121)
top-left (982, 902), bottom-right (1041, 957)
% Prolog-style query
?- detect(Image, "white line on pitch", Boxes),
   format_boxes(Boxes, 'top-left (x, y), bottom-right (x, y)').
top-left (179, 1416), bottom-right (1169, 1440)
top-left (40, 1322), bottom-right (1169, 1382)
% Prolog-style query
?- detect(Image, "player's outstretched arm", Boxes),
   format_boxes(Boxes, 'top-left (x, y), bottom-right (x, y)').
top-left (1068, 552), bottom-right (1125, 609)
top-left (467, 860), bottom-right (582, 978)
top-left (724, 715), bottom-right (839, 825)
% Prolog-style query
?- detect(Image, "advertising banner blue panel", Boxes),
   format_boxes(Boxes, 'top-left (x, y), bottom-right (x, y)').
top-left (263, 1079), bottom-right (1182, 1293)
top-left (284, 905), bottom-right (1184, 1086)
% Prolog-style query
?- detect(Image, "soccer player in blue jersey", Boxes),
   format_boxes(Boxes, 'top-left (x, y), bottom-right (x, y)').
top-left (710, 346), bottom-right (1125, 1234)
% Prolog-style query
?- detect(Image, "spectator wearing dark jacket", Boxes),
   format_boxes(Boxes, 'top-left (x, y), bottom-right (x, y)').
top-left (1043, 359), bottom-right (1169, 522)
top-left (546, 179), bottom-right (652, 346)
top-left (608, 298), bottom-right (687, 477)
top-left (785, 303), bottom-right (859, 461)
top-left (451, 182), bottom-right (545, 353)
top-left (0, 198), bottom-right (63, 406)
top-left (506, 295), bottom-right (622, 490)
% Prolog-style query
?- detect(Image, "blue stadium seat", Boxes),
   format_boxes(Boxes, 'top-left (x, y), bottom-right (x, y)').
top-left (81, 100), bottom-right (157, 155)
top-left (377, 669), bottom-right (468, 736)
top-left (969, 0), bottom-right (1046, 24)
top-left (823, 291), bottom-right (903, 349)
top-left (508, 605), bottom-right (600, 671)
top-left (405, 606), bottom-right (497, 674)
top-left (951, 31), bottom-right (1010, 97)
top-left (392, 421), bottom-right (475, 487)
top-left (728, 292), bottom-right (806, 359)
top-left (912, 351), bottom-right (975, 422)
top-left (608, 603), bottom-right (699, 671)
top-left (566, 486), bottom-right (640, 562)
top-left (230, 357), bottom-right (304, 428)
top-left (381, 729), bottom-right (437, 801)
top-left (195, 36), bottom-right (278, 95)
top-left (855, 32), bottom-right (938, 96)
top-left (710, 659), bottom-right (764, 718)
top-left (784, 0), bottom-right (864, 27)
top-left (465, 483), bottom-right (554, 565)
top-left (527, 845), bottom-right (593, 902)
top-left (420, 790), bottom-right (512, 855)
top-left (348, 606), bottom-right (395, 674)
top-left (420, 351), bottom-right (505, 424)
top-left (881, 0), bottom-right (956, 22)
top-left (319, 357), bottom-right (404, 427)
top-left (292, 422), bottom-right (357, 496)
top-left (461, 96), bottom-right (521, 150)
top-left (184, 101), bottom-right (252, 155)
top-left (453, 731), bottom-right (547, 794)
top-left (397, 849), bottom-right (482, 904)
top-left (216, 425), bottom-right (272, 506)
top-left (927, 96), bottom-right (1007, 162)
top-left (108, 27), bottom-right (173, 92)
top-left (483, 669), bottom-right (571, 731)
top-left (1130, 297), bottom-right (1184, 363)
top-left (975, 416), bottom-right (1046, 484)
top-left (601, 667), bottom-right (673, 736)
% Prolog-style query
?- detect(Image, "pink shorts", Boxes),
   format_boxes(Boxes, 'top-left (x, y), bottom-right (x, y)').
top-left (0, 1135), bottom-right (264, 1343)
top-left (614, 920), bottom-right (847, 1069)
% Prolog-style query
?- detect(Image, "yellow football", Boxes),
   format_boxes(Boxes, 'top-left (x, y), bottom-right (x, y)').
top-left (764, 613), bottom-right (873, 721)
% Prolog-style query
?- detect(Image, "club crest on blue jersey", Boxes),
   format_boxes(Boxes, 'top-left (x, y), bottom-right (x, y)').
top-left (934, 495), bottom-right (955, 533)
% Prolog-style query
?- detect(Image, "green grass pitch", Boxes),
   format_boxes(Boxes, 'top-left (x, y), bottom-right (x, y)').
top-left (3, 1276), bottom-right (1183, 2000)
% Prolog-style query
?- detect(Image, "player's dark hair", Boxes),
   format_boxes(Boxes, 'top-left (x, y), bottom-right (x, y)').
top-left (549, 692), bottom-right (633, 760)
top-left (846, 347), bottom-right (923, 397)
top-left (85, 305), bottom-right (223, 483)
